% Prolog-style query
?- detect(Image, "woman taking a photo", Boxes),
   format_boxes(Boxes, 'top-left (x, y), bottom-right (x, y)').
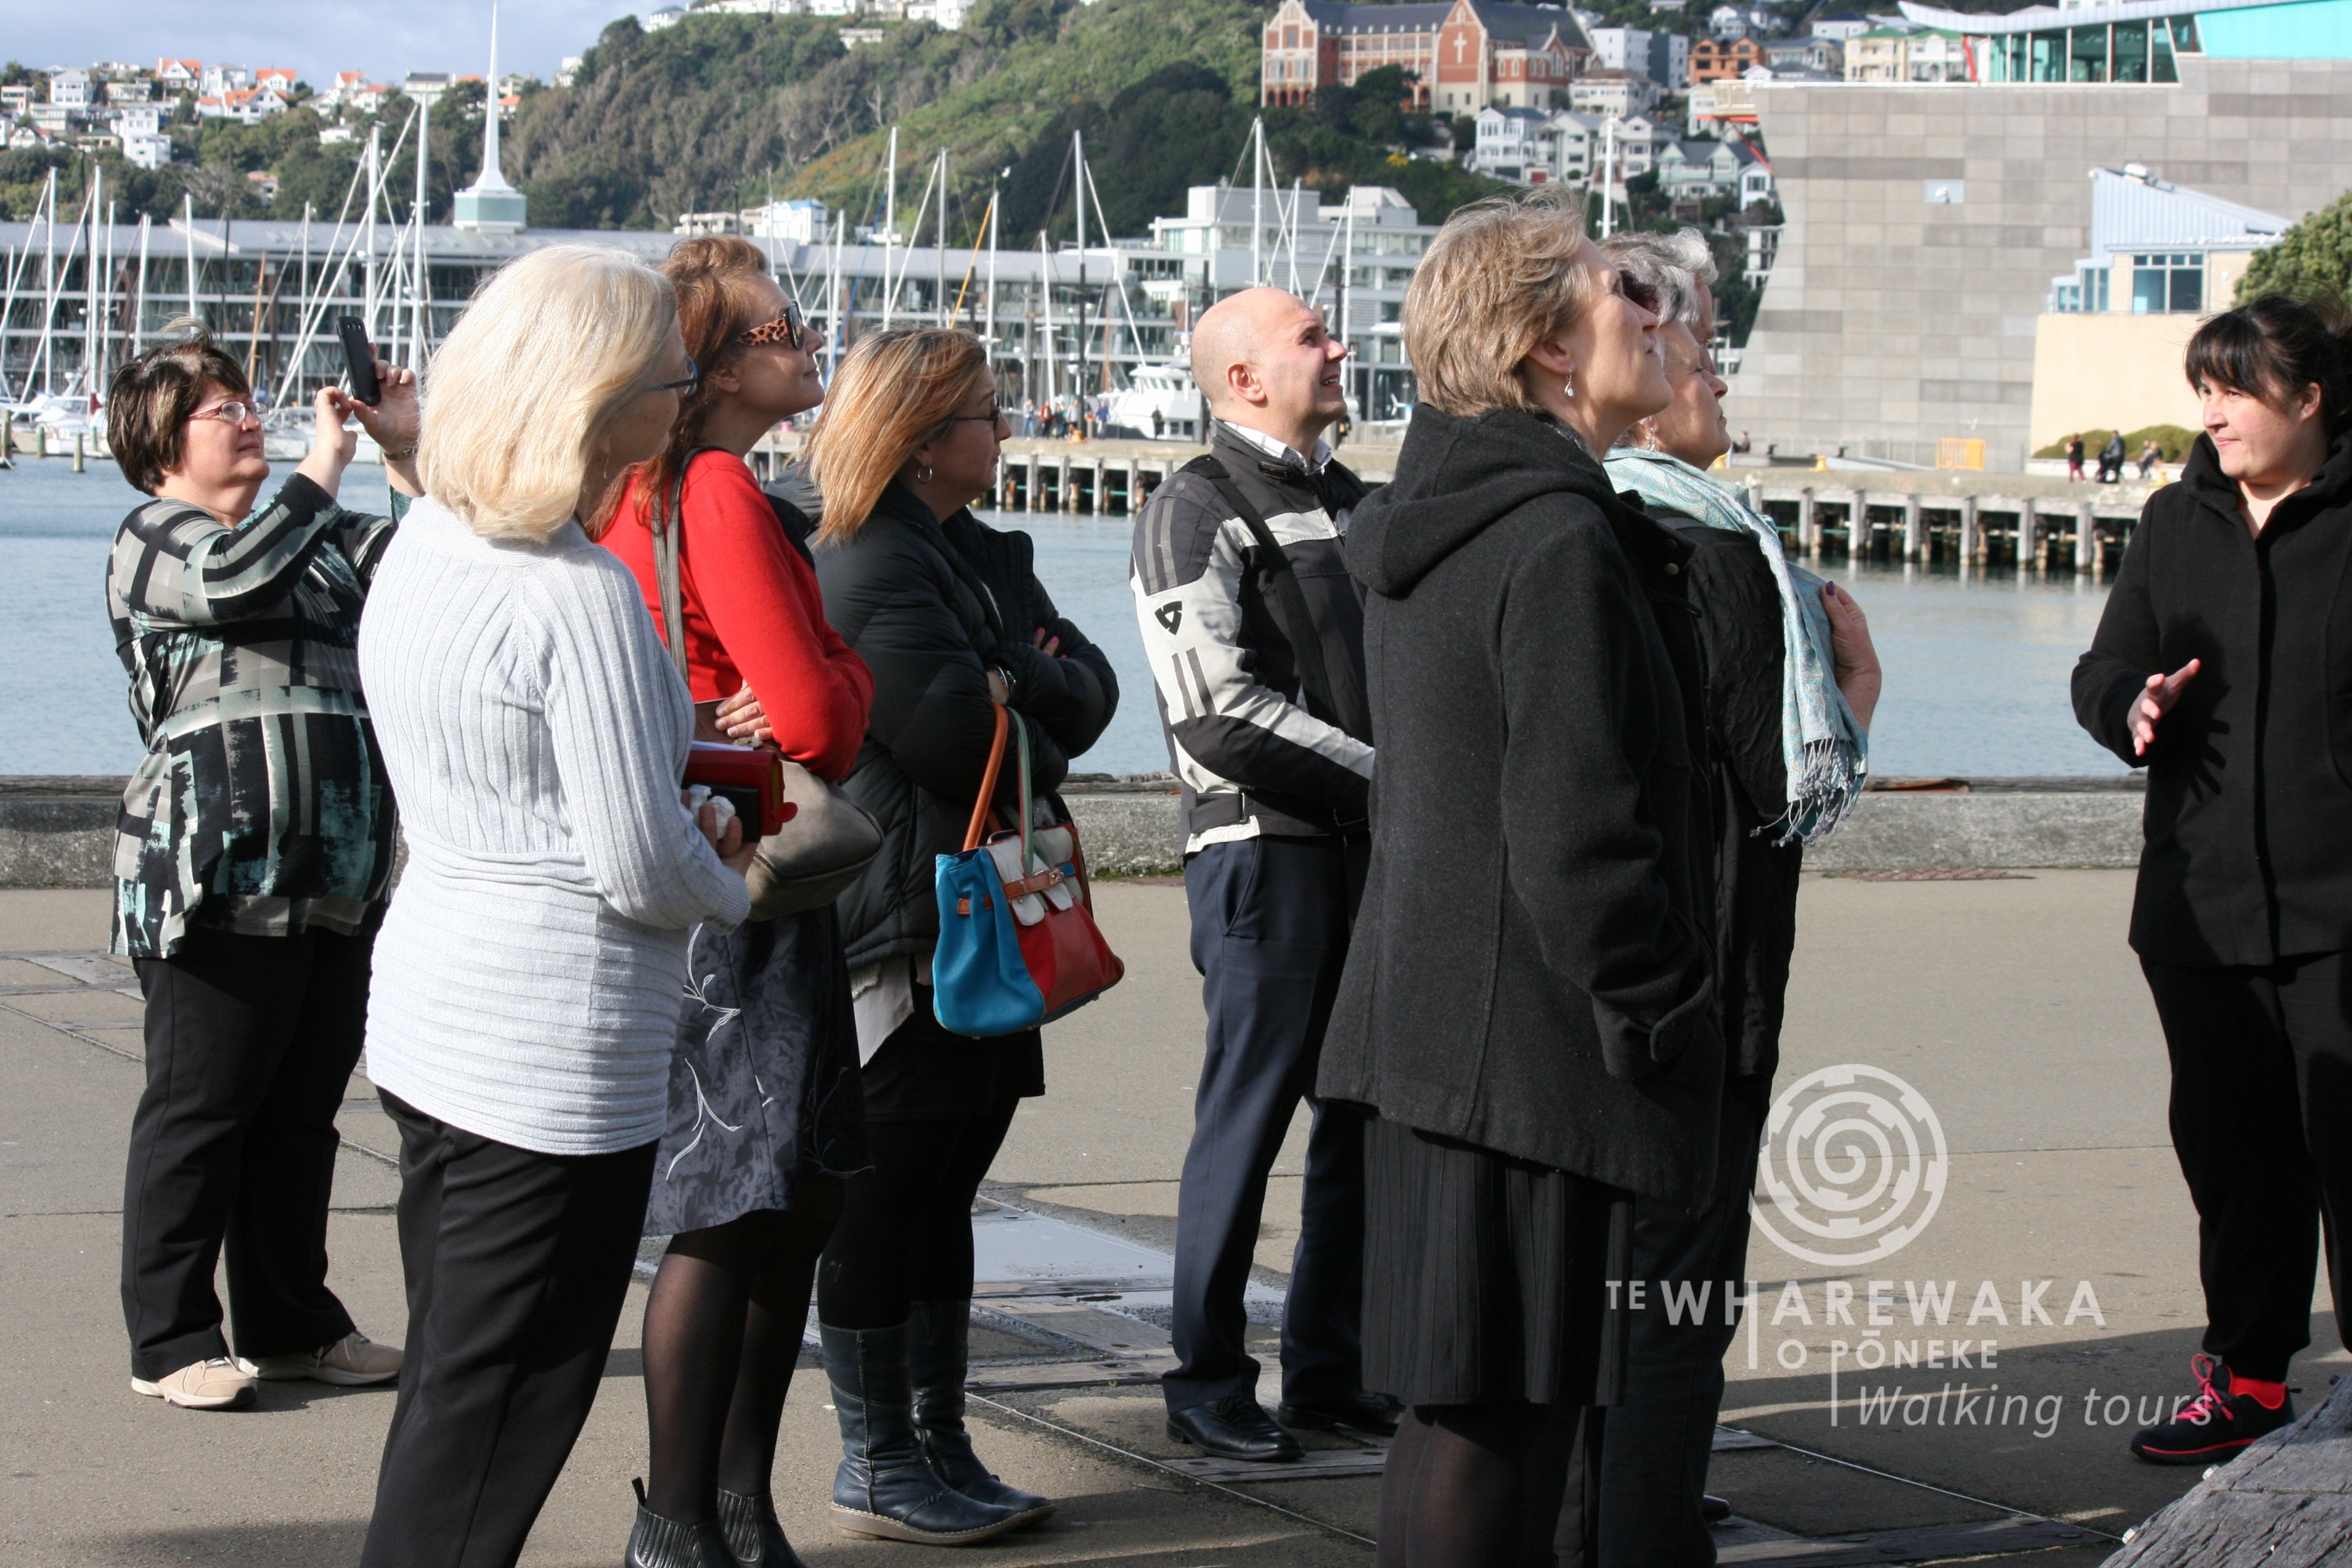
top-left (2074, 294), bottom-right (2352, 1468)
top-left (107, 325), bottom-right (419, 1413)
top-left (807, 328), bottom-right (1118, 1545)
top-left (597, 236), bottom-right (873, 1568)
top-left (1320, 191), bottom-right (1723, 1566)
top-left (1597, 229), bottom-right (1878, 1560)
top-left (356, 245), bottom-right (755, 1568)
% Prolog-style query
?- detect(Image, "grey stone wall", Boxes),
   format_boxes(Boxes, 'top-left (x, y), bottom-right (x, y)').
top-left (1726, 60), bottom-right (2352, 470)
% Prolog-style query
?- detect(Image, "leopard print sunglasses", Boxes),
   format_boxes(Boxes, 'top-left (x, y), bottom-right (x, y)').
top-left (736, 299), bottom-right (808, 353)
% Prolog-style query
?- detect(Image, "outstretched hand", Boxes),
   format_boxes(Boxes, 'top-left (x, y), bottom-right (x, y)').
top-left (2129, 659), bottom-right (2201, 757)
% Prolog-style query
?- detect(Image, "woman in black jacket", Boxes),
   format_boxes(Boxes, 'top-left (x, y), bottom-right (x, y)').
top-left (2074, 295), bottom-right (2352, 1468)
top-left (805, 328), bottom-right (1116, 1545)
top-left (1321, 191), bottom-right (1721, 1566)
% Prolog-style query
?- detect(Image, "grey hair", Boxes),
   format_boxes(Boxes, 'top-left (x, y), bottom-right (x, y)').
top-left (1599, 228), bottom-right (1719, 331)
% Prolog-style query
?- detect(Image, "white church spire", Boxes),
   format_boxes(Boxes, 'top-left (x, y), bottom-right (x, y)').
top-left (454, 2), bottom-right (528, 233)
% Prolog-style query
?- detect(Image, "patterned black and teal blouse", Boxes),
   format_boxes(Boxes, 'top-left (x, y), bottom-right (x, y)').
top-left (107, 474), bottom-right (399, 958)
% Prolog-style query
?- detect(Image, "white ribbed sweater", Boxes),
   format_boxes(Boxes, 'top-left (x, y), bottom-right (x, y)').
top-left (358, 496), bottom-right (750, 1156)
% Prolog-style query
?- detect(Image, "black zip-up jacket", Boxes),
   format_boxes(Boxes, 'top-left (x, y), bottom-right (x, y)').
top-left (815, 482), bottom-right (1117, 971)
top-left (1650, 511), bottom-right (1802, 1083)
top-left (1318, 406), bottom-right (1724, 1211)
top-left (2074, 431), bottom-right (2352, 967)
top-left (1129, 422), bottom-right (1374, 842)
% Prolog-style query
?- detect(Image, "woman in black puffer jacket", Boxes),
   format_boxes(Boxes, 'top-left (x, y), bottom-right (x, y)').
top-left (806, 329), bottom-right (1116, 1546)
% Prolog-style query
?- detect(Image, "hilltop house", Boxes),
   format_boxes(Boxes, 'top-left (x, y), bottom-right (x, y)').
top-left (1657, 136), bottom-right (1773, 203)
top-left (1569, 67), bottom-right (1662, 115)
top-left (1260, 0), bottom-right (1593, 111)
top-left (1690, 37), bottom-right (1766, 78)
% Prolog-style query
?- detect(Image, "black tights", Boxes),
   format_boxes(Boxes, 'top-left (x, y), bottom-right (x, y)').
top-left (1377, 1403), bottom-right (1590, 1568)
top-left (641, 1185), bottom-right (844, 1522)
top-left (816, 1101), bottom-right (1021, 1330)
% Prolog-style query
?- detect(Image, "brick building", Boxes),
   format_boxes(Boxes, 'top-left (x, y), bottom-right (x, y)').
top-left (1261, 0), bottom-right (1592, 112)
top-left (1689, 36), bottom-right (1766, 80)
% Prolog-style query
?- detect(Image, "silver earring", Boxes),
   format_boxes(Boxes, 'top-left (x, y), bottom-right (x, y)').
top-left (915, 463), bottom-right (935, 483)
top-left (1564, 370), bottom-right (1577, 400)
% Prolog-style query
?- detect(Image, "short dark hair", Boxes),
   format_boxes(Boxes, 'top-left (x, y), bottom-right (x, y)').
top-left (107, 321), bottom-right (250, 495)
top-left (2184, 293), bottom-right (2352, 436)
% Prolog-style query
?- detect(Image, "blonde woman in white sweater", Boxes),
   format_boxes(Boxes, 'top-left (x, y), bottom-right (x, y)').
top-left (355, 245), bottom-right (754, 1568)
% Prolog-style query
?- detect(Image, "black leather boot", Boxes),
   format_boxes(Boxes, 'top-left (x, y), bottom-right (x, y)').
top-left (908, 1299), bottom-right (1055, 1527)
top-left (819, 1321), bottom-right (1023, 1544)
top-left (626, 1480), bottom-right (736, 1568)
top-left (713, 1487), bottom-right (807, 1568)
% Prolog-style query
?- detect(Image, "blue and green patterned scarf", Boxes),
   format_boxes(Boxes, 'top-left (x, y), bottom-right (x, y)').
top-left (1604, 448), bottom-right (1868, 845)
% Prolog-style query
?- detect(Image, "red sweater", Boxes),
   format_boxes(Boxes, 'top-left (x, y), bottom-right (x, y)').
top-left (604, 451), bottom-right (873, 782)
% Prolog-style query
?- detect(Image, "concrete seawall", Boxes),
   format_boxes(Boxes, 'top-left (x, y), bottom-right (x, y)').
top-left (0, 774), bottom-right (2147, 889)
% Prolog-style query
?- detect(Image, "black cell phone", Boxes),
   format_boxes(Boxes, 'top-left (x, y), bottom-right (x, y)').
top-left (336, 317), bottom-right (381, 405)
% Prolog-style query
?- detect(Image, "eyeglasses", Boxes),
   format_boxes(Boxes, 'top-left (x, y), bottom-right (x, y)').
top-left (188, 400), bottom-right (260, 427)
top-left (737, 302), bottom-right (807, 353)
top-left (1618, 273), bottom-right (1662, 314)
top-left (945, 405), bottom-right (1012, 430)
top-left (648, 356), bottom-right (702, 397)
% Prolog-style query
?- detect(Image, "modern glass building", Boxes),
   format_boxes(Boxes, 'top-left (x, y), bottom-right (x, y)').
top-left (1901, 0), bottom-right (2352, 82)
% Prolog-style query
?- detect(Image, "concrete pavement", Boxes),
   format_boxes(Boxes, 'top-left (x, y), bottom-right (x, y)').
top-left (2, 874), bottom-right (2322, 1565)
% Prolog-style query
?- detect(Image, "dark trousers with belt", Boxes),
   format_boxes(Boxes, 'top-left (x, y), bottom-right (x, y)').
top-left (360, 1091), bottom-right (655, 1568)
top-left (1166, 833), bottom-right (1367, 1414)
top-left (2143, 951), bottom-right (2352, 1383)
top-left (1595, 1076), bottom-right (1770, 1566)
top-left (122, 924), bottom-right (369, 1381)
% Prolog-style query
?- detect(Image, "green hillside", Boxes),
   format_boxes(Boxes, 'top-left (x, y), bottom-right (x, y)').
top-left (506, 0), bottom-right (1516, 238)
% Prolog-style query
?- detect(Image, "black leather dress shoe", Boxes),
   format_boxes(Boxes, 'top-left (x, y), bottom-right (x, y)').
top-left (1277, 1391), bottom-right (1404, 1439)
top-left (1167, 1395), bottom-right (1304, 1461)
top-left (1700, 1494), bottom-right (1733, 1524)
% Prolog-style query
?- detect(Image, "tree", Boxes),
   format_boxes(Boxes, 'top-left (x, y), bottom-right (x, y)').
top-left (2238, 190), bottom-right (2352, 304)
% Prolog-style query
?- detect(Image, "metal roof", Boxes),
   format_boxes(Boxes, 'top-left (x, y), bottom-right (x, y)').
top-left (2087, 166), bottom-right (2287, 256)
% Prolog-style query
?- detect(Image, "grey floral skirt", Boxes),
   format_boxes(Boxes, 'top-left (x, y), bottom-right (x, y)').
top-left (644, 905), bottom-right (871, 1237)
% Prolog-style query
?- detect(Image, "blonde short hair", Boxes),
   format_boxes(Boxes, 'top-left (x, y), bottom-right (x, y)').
top-left (419, 245), bottom-right (677, 542)
top-left (804, 329), bottom-right (989, 546)
top-left (1403, 189), bottom-right (1601, 419)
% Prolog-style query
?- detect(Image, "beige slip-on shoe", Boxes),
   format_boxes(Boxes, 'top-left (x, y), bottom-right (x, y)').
top-left (131, 1356), bottom-right (257, 1410)
top-left (240, 1330), bottom-right (402, 1386)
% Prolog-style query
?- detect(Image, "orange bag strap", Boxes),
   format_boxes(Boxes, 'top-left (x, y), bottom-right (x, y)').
top-left (962, 704), bottom-right (1011, 853)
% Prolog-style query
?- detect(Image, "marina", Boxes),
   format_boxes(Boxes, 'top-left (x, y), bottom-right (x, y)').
top-left (0, 456), bottom-right (2130, 782)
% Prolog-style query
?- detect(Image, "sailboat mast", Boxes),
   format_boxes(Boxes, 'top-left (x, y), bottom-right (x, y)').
top-left (183, 192), bottom-right (198, 323)
top-left (1073, 129), bottom-right (1087, 417)
top-left (1251, 118), bottom-right (1263, 289)
top-left (984, 174), bottom-right (999, 353)
top-left (412, 95), bottom-right (430, 368)
top-left (935, 148), bottom-right (948, 330)
top-left (881, 125), bottom-right (898, 329)
top-left (133, 213), bottom-right (150, 357)
top-left (363, 127), bottom-right (380, 339)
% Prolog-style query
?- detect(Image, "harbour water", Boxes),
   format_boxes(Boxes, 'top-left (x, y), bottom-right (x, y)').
top-left (0, 460), bottom-right (2132, 781)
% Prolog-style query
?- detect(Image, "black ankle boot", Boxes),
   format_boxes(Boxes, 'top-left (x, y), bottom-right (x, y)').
top-left (626, 1481), bottom-right (736, 1568)
top-left (819, 1320), bottom-right (1023, 1545)
top-left (713, 1487), bottom-right (807, 1568)
top-left (908, 1300), bottom-right (1054, 1527)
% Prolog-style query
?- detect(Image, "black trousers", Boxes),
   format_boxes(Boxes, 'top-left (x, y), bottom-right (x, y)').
top-left (816, 1098), bottom-right (1022, 1329)
top-left (122, 924), bottom-right (369, 1380)
top-left (361, 1092), bottom-right (655, 1568)
top-left (1167, 834), bottom-right (1367, 1412)
top-left (1596, 1077), bottom-right (1770, 1567)
top-left (2143, 952), bottom-right (2352, 1382)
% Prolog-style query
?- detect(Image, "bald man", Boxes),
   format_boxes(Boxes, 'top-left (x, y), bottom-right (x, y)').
top-left (1129, 288), bottom-right (1394, 1462)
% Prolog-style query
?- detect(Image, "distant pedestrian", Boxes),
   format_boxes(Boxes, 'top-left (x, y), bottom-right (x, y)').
top-left (2067, 434), bottom-right (2086, 481)
top-left (1323, 191), bottom-right (1724, 1566)
top-left (2100, 427), bottom-right (2128, 481)
top-left (1131, 287), bottom-right (1392, 1466)
top-left (107, 324), bottom-right (420, 1414)
top-left (355, 245), bottom-right (757, 1567)
top-left (807, 328), bottom-right (1119, 1545)
top-left (2138, 437), bottom-right (2161, 479)
top-left (1021, 397), bottom-right (1036, 437)
top-left (1151, 406), bottom-right (1165, 437)
top-left (2074, 295), bottom-right (2352, 1468)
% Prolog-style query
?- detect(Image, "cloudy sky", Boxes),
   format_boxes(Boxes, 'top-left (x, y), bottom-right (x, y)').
top-left (8, 2), bottom-right (641, 89)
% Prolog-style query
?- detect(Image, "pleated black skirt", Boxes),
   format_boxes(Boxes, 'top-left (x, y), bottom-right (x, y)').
top-left (1360, 1116), bottom-right (1622, 1408)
